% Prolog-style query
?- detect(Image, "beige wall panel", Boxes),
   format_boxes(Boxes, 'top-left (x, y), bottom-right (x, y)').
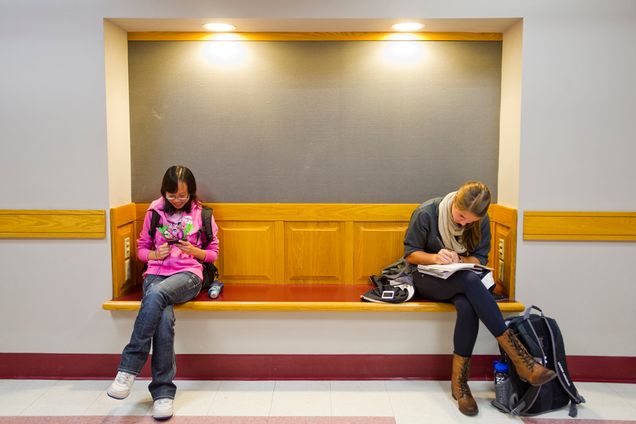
top-left (353, 222), bottom-right (407, 283)
top-left (217, 222), bottom-right (276, 283)
top-left (285, 222), bottom-right (345, 284)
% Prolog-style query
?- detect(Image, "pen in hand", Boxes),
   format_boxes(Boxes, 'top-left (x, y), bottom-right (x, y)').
top-left (435, 236), bottom-right (460, 264)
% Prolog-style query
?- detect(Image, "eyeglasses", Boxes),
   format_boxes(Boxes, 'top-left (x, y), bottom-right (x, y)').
top-left (166, 193), bottom-right (190, 201)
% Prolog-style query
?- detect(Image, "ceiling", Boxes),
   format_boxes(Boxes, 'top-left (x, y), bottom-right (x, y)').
top-left (109, 18), bottom-right (519, 33)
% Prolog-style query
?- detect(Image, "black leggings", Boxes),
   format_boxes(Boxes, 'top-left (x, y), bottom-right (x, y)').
top-left (413, 270), bottom-right (507, 357)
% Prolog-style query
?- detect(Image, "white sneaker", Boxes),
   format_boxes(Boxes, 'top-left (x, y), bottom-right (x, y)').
top-left (152, 398), bottom-right (174, 420)
top-left (107, 371), bottom-right (135, 399)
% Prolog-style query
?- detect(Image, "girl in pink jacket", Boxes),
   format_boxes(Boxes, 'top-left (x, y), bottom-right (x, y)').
top-left (108, 165), bottom-right (219, 420)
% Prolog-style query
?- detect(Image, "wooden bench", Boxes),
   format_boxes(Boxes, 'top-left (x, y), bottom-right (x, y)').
top-left (104, 203), bottom-right (523, 312)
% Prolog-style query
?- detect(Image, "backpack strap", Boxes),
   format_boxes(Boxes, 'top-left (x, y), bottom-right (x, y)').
top-left (541, 315), bottom-right (586, 417)
top-left (148, 209), bottom-right (161, 240)
top-left (199, 205), bottom-right (219, 282)
top-left (516, 314), bottom-right (548, 363)
top-left (508, 385), bottom-right (541, 416)
top-left (523, 304), bottom-right (545, 320)
top-left (200, 206), bottom-right (214, 248)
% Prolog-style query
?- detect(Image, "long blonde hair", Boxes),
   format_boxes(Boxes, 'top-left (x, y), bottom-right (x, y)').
top-left (453, 181), bottom-right (491, 252)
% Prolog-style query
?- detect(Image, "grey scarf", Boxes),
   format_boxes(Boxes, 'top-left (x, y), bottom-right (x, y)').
top-left (437, 191), bottom-right (467, 254)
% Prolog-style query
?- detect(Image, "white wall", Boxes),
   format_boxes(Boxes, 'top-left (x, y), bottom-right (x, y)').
top-left (1, 0), bottom-right (634, 359)
top-left (516, 3), bottom-right (636, 355)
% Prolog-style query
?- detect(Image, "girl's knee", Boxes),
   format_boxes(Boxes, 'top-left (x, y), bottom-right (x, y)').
top-left (157, 309), bottom-right (175, 331)
top-left (459, 272), bottom-right (486, 294)
top-left (453, 295), bottom-right (476, 315)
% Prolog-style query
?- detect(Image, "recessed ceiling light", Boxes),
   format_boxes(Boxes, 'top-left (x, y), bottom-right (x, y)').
top-left (392, 22), bottom-right (425, 32)
top-left (203, 23), bottom-right (236, 32)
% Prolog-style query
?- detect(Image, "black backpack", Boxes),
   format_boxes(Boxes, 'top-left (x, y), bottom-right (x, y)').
top-left (148, 205), bottom-right (219, 291)
top-left (492, 305), bottom-right (585, 417)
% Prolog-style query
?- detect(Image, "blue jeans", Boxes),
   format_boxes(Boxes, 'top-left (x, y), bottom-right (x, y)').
top-left (118, 272), bottom-right (201, 400)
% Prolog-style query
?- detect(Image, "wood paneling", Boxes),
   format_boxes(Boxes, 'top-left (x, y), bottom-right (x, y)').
top-left (109, 203), bottom-right (520, 301)
top-left (353, 222), bottom-right (408, 284)
top-left (128, 32), bottom-right (503, 42)
top-left (208, 203), bottom-right (416, 221)
top-left (110, 204), bottom-right (138, 298)
top-left (217, 222), bottom-right (276, 283)
top-left (0, 210), bottom-right (106, 239)
top-left (488, 204), bottom-right (517, 298)
top-left (523, 211), bottom-right (636, 241)
top-left (285, 222), bottom-right (345, 284)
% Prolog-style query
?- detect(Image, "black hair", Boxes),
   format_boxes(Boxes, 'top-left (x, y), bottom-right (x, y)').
top-left (160, 165), bottom-right (198, 214)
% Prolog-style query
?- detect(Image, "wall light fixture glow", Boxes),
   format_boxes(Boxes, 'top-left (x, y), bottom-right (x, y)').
top-left (380, 39), bottom-right (427, 66)
top-left (392, 22), bottom-right (424, 32)
top-left (201, 36), bottom-right (247, 66)
top-left (203, 22), bottom-right (236, 32)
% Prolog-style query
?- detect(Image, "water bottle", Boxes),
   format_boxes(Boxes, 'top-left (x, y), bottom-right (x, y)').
top-left (207, 280), bottom-right (224, 299)
top-left (493, 360), bottom-right (510, 407)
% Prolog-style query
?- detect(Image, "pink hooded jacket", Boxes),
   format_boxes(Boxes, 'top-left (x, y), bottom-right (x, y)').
top-left (137, 197), bottom-right (219, 280)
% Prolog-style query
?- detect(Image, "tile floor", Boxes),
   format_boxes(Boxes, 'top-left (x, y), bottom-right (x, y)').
top-left (0, 379), bottom-right (634, 423)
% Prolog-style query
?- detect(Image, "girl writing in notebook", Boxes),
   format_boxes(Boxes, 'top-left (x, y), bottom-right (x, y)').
top-left (404, 181), bottom-right (555, 416)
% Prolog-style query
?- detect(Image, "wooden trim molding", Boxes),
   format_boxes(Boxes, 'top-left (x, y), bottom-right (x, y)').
top-left (523, 211), bottom-right (636, 241)
top-left (128, 32), bottom-right (503, 42)
top-left (208, 203), bottom-right (417, 222)
top-left (0, 210), bottom-right (106, 239)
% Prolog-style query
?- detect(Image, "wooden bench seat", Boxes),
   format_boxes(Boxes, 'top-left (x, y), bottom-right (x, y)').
top-left (106, 203), bottom-right (522, 313)
top-left (102, 283), bottom-right (525, 312)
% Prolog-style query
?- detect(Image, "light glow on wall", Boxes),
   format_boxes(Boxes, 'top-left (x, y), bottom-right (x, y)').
top-left (392, 22), bottom-right (424, 32)
top-left (200, 34), bottom-right (248, 66)
top-left (380, 34), bottom-right (427, 66)
top-left (203, 23), bottom-right (236, 32)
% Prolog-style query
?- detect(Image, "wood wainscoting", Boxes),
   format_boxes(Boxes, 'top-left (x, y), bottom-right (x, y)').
top-left (109, 203), bottom-right (518, 300)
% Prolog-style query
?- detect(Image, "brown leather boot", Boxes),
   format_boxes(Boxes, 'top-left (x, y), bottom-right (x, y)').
top-left (496, 328), bottom-right (557, 386)
top-left (451, 354), bottom-right (478, 416)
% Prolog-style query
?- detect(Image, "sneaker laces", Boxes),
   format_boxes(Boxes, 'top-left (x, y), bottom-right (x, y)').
top-left (115, 372), bottom-right (134, 385)
top-left (155, 398), bottom-right (172, 407)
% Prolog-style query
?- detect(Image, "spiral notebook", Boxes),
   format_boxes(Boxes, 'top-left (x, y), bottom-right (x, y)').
top-left (417, 263), bottom-right (495, 289)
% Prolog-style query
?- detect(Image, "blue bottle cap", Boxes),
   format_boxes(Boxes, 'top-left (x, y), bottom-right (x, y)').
top-left (494, 361), bottom-right (509, 373)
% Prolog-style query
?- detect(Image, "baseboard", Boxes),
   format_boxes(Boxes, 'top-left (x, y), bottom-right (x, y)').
top-left (0, 353), bottom-right (633, 383)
